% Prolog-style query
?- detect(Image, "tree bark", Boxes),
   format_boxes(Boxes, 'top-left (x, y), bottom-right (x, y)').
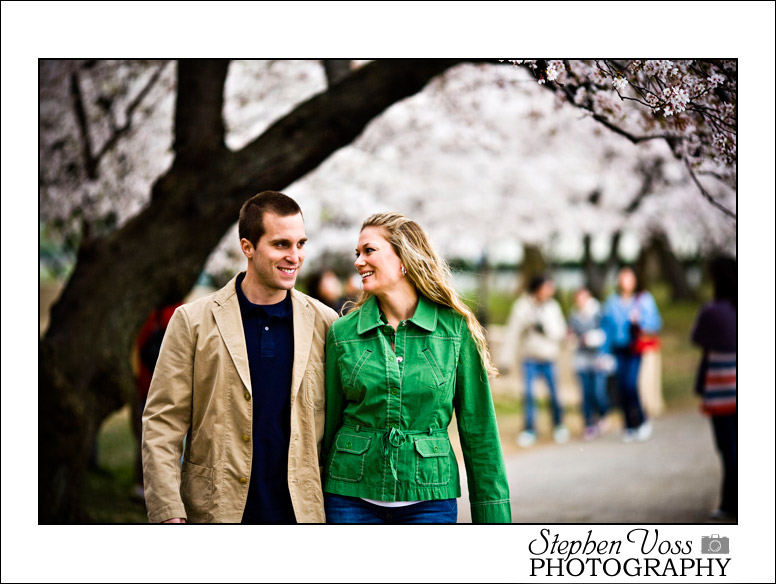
top-left (519, 244), bottom-right (547, 294)
top-left (638, 230), bottom-right (695, 301)
top-left (39, 59), bottom-right (468, 523)
top-left (581, 233), bottom-right (606, 299)
top-left (323, 60), bottom-right (351, 86)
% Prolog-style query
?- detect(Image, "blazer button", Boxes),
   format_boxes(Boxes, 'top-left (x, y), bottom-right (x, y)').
top-left (390, 388), bottom-right (399, 395)
top-left (242, 435), bottom-right (250, 442)
top-left (239, 477), bottom-right (248, 484)
top-left (244, 392), bottom-right (251, 401)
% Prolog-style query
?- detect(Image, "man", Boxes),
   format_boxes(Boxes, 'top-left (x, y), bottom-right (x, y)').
top-left (142, 191), bottom-right (338, 523)
top-left (499, 274), bottom-right (568, 447)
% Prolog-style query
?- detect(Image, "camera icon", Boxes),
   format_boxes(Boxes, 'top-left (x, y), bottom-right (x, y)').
top-left (701, 534), bottom-right (729, 554)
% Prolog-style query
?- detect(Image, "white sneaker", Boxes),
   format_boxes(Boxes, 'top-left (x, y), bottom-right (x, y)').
top-left (636, 421), bottom-right (653, 441)
top-left (517, 430), bottom-right (536, 448)
top-left (553, 426), bottom-right (570, 444)
top-left (622, 429), bottom-right (638, 443)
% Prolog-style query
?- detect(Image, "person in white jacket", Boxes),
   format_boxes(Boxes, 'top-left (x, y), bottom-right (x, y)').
top-left (500, 274), bottom-right (568, 447)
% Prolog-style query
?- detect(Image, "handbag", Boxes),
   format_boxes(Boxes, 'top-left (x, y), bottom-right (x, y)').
top-left (629, 321), bottom-right (660, 354)
top-left (628, 293), bottom-right (661, 354)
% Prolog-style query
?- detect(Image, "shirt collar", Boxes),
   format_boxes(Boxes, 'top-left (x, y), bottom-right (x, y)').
top-left (356, 294), bottom-right (438, 335)
top-left (235, 272), bottom-right (293, 320)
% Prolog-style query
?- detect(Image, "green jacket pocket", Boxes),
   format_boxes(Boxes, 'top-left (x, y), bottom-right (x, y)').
top-left (421, 348), bottom-right (447, 387)
top-left (414, 438), bottom-right (451, 486)
top-left (328, 433), bottom-right (371, 483)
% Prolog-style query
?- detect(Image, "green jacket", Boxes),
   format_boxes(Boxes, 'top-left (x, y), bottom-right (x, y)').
top-left (322, 294), bottom-right (511, 523)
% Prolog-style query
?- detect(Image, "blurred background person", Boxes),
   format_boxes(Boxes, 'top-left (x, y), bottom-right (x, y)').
top-left (568, 285), bottom-right (612, 440)
top-left (691, 255), bottom-right (737, 520)
top-left (131, 297), bottom-right (182, 500)
top-left (306, 268), bottom-right (345, 314)
top-left (501, 274), bottom-right (569, 447)
top-left (343, 273), bottom-right (362, 305)
top-left (601, 266), bottom-right (662, 442)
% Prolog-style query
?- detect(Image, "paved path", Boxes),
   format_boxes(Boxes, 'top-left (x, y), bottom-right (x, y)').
top-left (455, 406), bottom-right (727, 524)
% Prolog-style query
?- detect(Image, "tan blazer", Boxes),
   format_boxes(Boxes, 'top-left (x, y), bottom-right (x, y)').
top-left (142, 274), bottom-right (338, 523)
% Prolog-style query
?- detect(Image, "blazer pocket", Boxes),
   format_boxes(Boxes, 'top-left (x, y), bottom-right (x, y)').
top-left (414, 438), bottom-right (452, 486)
top-left (327, 433), bottom-right (371, 483)
top-left (180, 460), bottom-right (215, 522)
top-left (304, 362), bottom-right (326, 409)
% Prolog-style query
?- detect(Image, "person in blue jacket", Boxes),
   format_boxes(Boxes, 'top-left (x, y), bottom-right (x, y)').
top-left (601, 266), bottom-right (662, 442)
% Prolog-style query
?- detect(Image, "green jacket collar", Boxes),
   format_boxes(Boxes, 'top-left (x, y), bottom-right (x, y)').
top-left (357, 294), bottom-right (438, 335)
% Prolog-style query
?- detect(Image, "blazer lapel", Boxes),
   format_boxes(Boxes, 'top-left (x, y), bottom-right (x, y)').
top-left (212, 276), bottom-right (252, 394)
top-left (290, 289), bottom-right (315, 402)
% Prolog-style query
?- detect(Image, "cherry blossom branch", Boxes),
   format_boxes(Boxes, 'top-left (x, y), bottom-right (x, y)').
top-left (70, 61), bottom-right (169, 180)
top-left (69, 69), bottom-right (97, 179)
top-left (94, 61), bottom-right (169, 165)
top-left (554, 81), bottom-right (676, 144)
top-left (624, 158), bottom-right (663, 214)
top-left (683, 157), bottom-right (736, 220)
top-left (515, 59), bottom-right (736, 220)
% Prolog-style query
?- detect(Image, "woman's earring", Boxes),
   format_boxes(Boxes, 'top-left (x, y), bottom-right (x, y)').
top-left (401, 266), bottom-right (407, 276)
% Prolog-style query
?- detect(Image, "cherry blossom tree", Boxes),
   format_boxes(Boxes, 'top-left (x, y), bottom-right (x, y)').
top-left (512, 59), bottom-right (736, 219)
top-left (205, 62), bottom-right (735, 290)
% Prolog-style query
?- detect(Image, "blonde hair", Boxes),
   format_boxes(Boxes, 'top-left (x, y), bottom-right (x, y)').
top-left (348, 212), bottom-right (498, 378)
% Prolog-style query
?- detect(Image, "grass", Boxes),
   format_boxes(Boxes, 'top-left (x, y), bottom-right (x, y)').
top-left (84, 286), bottom-right (709, 523)
top-left (83, 407), bottom-right (148, 524)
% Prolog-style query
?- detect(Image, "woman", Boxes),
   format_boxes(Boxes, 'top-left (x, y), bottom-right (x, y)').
top-left (601, 266), bottom-right (662, 442)
top-left (691, 255), bottom-right (736, 520)
top-left (568, 286), bottom-right (612, 440)
top-left (501, 274), bottom-right (569, 447)
top-left (322, 213), bottom-right (511, 523)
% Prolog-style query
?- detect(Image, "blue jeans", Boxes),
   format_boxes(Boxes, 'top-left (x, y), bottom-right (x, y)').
top-left (522, 360), bottom-right (562, 432)
top-left (324, 493), bottom-right (458, 524)
top-left (613, 350), bottom-right (646, 430)
top-left (577, 369), bottom-right (610, 428)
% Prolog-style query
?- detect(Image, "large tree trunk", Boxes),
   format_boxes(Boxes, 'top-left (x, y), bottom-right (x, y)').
top-left (323, 60), bottom-right (352, 86)
top-left (581, 233), bottom-right (606, 299)
top-left (519, 243), bottom-right (547, 293)
top-left (637, 230), bottom-right (695, 301)
top-left (39, 59), bottom-right (468, 523)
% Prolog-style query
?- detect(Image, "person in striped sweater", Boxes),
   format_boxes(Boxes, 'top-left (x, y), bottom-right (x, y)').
top-left (691, 255), bottom-right (737, 520)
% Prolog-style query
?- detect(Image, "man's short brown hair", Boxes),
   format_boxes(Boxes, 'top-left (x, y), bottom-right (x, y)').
top-left (238, 191), bottom-right (303, 247)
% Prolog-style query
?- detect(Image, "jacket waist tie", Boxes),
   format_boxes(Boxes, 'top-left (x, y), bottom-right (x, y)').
top-left (342, 421), bottom-right (446, 484)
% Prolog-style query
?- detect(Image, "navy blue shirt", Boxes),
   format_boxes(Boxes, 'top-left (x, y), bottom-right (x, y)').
top-left (235, 273), bottom-right (296, 523)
